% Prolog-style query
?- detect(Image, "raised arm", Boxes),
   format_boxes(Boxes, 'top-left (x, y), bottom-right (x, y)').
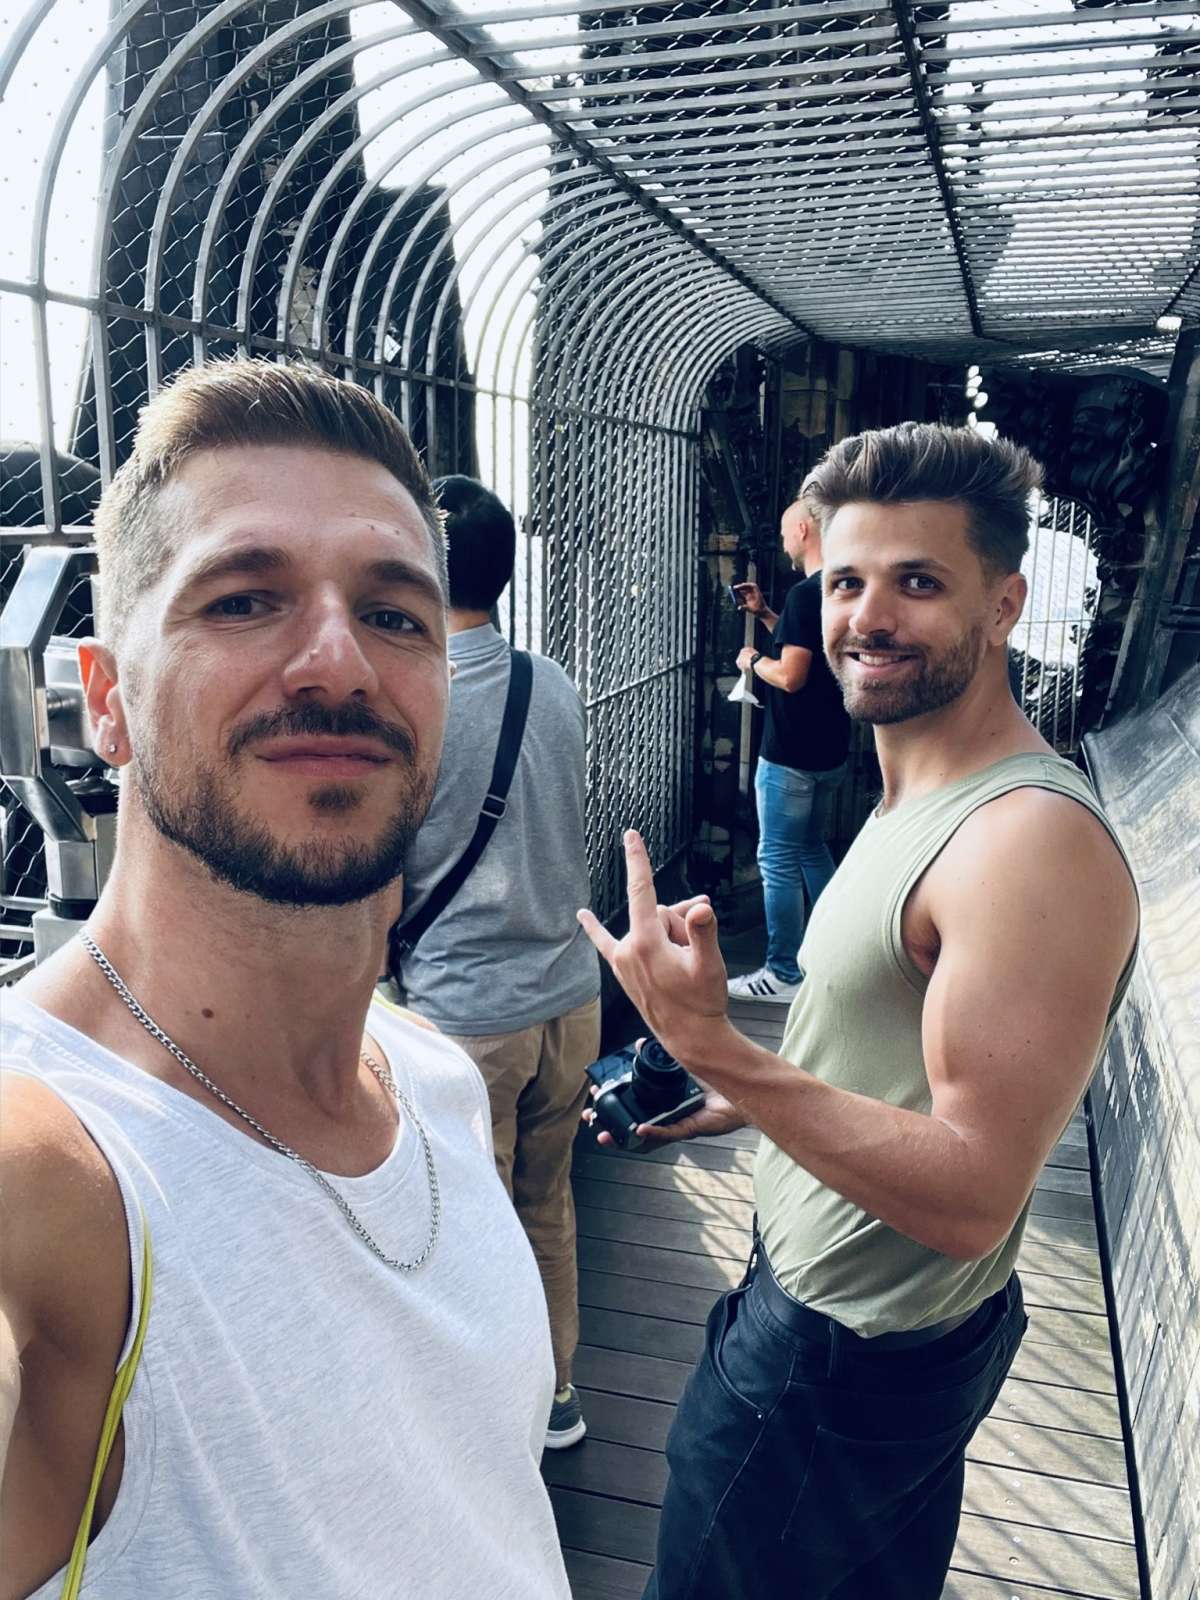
top-left (580, 799), bottom-right (1136, 1260)
top-left (731, 582), bottom-right (779, 632)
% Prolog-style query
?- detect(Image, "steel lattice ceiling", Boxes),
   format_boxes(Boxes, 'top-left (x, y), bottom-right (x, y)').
top-left (2, 0), bottom-right (1197, 929)
top-left (3, 0), bottom-right (1198, 463)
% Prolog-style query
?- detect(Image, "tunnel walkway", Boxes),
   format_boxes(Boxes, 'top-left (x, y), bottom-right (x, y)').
top-left (545, 996), bottom-right (1140, 1600)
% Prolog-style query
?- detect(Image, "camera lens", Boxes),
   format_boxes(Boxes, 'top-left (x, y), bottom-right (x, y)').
top-left (631, 1039), bottom-right (688, 1115)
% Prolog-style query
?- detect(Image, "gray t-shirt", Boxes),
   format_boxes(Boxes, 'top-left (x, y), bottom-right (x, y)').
top-left (398, 624), bottom-right (600, 1034)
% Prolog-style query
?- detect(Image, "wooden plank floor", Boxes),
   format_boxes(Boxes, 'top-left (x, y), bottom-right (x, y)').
top-left (545, 996), bottom-right (1139, 1600)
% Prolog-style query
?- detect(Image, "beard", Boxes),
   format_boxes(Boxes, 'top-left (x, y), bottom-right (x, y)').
top-left (834, 623), bottom-right (984, 726)
top-left (132, 702), bottom-right (436, 907)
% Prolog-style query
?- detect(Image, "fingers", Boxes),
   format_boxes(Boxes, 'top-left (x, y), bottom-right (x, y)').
top-left (635, 1112), bottom-right (709, 1145)
top-left (576, 907), bottom-right (619, 962)
top-left (685, 901), bottom-right (727, 986)
top-left (622, 830), bottom-right (658, 931)
top-left (668, 894), bottom-right (711, 917)
top-left (659, 894), bottom-right (711, 947)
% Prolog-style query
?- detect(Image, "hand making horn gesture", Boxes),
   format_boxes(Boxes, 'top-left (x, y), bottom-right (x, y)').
top-left (577, 831), bottom-right (745, 1144)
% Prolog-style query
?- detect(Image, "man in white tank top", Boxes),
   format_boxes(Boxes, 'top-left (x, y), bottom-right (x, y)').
top-left (0, 361), bottom-right (571, 1600)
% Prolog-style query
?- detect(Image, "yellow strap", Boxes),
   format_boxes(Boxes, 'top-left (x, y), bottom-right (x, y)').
top-left (59, 1220), bottom-right (153, 1600)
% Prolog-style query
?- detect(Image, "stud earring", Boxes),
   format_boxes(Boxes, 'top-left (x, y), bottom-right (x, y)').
top-left (107, 742), bottom-right (118, 755)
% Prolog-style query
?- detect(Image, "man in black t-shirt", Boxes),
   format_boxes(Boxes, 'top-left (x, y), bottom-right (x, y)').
top-left (730, 493), bottom-right (851, 1001)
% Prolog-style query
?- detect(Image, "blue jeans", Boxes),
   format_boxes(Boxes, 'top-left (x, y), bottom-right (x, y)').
top-left (644, 1256), bottom-right (1027, 1600)
top-left (754, 756), bottom-right (847, 983)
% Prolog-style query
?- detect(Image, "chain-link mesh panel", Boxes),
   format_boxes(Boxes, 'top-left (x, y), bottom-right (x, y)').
top-left (4, 0), bottom-right (1198, 935)
top-left (1012, 493), bottom-right (1101, 756)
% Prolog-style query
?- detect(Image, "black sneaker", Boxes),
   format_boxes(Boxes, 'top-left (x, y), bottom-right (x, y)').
top-left (545, 1384), bottom-right (586, 1450)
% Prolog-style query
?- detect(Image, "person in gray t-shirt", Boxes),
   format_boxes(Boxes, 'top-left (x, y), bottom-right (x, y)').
top-left (394, 478), bottom-right (600, 1451)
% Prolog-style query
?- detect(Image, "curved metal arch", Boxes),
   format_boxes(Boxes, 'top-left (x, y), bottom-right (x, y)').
top-left (590, 264), bottom-right (768, 416)
top-left (545, 238), bottom-right (720, 418)
top-left (604, 277), bottom-right (795, 424)
top-left (345, 127), bottom-right (552, 392)
top-left (445, 179), bottom-right (663, 400)
top-left (524, 219), bottom-right (704, 405)
top-left (486, 193), bottom-right (683, 398)
top-left (315, 106), bottom-right (534, 354)
top-left (254, 52), bottom-right (468, 346)
top-left (390, 148), bottom-right (612, 382)
top-left (90, 0), bottom-right (298, 308)
top-left (596, 279), bottom-right (787, 432)
top-left (515, 222), bottom-right (707, 428)
top-left (672, 307), bottom-right (796, 423)
top-left (223, 44), bottom-right (460, 341)
top-left (27, 0), bottom-right (156, 288)
top-left (377, 152), bottom-right (563, 394)
top-left (605, 291), bottom-right (772, 429)
top-left (0, 0), bottom-right (57, 102)
top-left (187, 27), bottom-right (458, 343)
top-left (271, 65), bottom-right (504, 350)
top-left (143, 0), bottom-right (393, 374)
top-left (20, 0), bottom-right (171, 491)
top-left (364, 142), bottom-right (580, 377)
top-left (476, 197), bottom-right (665, 408)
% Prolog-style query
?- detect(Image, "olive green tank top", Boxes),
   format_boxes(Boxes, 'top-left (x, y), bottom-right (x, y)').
top-left (753, 751), bottom-right (1136, 1337)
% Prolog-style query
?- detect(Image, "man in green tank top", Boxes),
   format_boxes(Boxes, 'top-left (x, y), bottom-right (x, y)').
top-left (579, 422), bottom-right (1139, 1600)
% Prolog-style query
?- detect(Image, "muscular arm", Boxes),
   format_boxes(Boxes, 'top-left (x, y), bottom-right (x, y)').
top-left (582, 798), bottom-right (1137, 1261)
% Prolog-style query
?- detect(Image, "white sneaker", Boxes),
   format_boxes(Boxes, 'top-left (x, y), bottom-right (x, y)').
top-left (727, 965), bottom-right (802, 1002)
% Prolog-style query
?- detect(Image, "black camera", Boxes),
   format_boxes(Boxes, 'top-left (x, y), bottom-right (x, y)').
top-left (586, 1036), bottom-right (706, 1152)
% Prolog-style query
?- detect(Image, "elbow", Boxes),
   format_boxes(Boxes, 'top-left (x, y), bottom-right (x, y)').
top-left (936, 1214), bottom-right (1013, 1262)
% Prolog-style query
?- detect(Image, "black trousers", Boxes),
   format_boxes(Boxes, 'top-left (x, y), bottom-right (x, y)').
top-left (644, 1255), bottom-right (1027, 1600)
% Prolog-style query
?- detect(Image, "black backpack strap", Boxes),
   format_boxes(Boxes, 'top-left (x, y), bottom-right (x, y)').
top-left (391, 649), bottom-right (533, 964)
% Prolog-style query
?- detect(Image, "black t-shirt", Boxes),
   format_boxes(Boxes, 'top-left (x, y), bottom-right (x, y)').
top-left (760, 571), bottom-right (852, 773)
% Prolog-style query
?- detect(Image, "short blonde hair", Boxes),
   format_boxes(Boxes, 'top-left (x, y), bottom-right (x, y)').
top-left (93, 359), bottom-right (445, 645)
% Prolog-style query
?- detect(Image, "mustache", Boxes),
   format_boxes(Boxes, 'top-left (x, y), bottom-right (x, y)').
top-left (227, 702), bottom-right (417, 760)
top-left (839, 634), bottom-right (921, 655)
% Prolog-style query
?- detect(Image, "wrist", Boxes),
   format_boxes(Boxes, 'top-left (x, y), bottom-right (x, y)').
top-left (671, 1014), bottom-right (754, 1084)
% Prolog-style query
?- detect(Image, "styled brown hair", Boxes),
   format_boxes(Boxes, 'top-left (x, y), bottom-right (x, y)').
top-left (802, 422), bottom-right (1043, 576)
top-left (93, 359), bottom-right (445, 645)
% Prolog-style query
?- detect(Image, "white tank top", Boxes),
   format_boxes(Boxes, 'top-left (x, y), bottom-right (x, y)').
top-left (3, 991), bottom-right (570, 1600)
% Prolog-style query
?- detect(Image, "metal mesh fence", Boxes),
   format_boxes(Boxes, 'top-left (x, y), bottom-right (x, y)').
top-left (3, 0), bottom-right (1196, 949)
top-left (1012, 492), bottom-right (1102, 756)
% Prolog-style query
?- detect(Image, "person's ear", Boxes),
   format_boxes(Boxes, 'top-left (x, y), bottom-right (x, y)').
top-left (990, 571), bottom-right (1027, 644)
top-left (79, 638), bottom-right (130, 765)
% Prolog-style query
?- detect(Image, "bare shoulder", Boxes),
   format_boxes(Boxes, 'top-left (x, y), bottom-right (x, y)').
top-left (0, 1074), bottom-right (129, 1348)
top-left (931, 784), bottom-right (1137, 952)
top-left (953, 783), bottom-right (1131, 883)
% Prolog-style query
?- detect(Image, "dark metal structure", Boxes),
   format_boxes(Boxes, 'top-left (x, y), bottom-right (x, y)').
top-left (4, 0), bottom-right (1198, 934)
top-left (2, 2), bottom-right (1199, 1592)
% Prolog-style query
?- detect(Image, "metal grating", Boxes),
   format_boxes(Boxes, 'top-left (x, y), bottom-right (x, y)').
top-left (3, 0), bottom-right (1198, 936)
top-left (1012, 491), bottom-right (1101, 754)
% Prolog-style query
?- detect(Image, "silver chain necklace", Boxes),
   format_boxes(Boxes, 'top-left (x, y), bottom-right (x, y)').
top-left (81, 931), bottom-right (440, 1272)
